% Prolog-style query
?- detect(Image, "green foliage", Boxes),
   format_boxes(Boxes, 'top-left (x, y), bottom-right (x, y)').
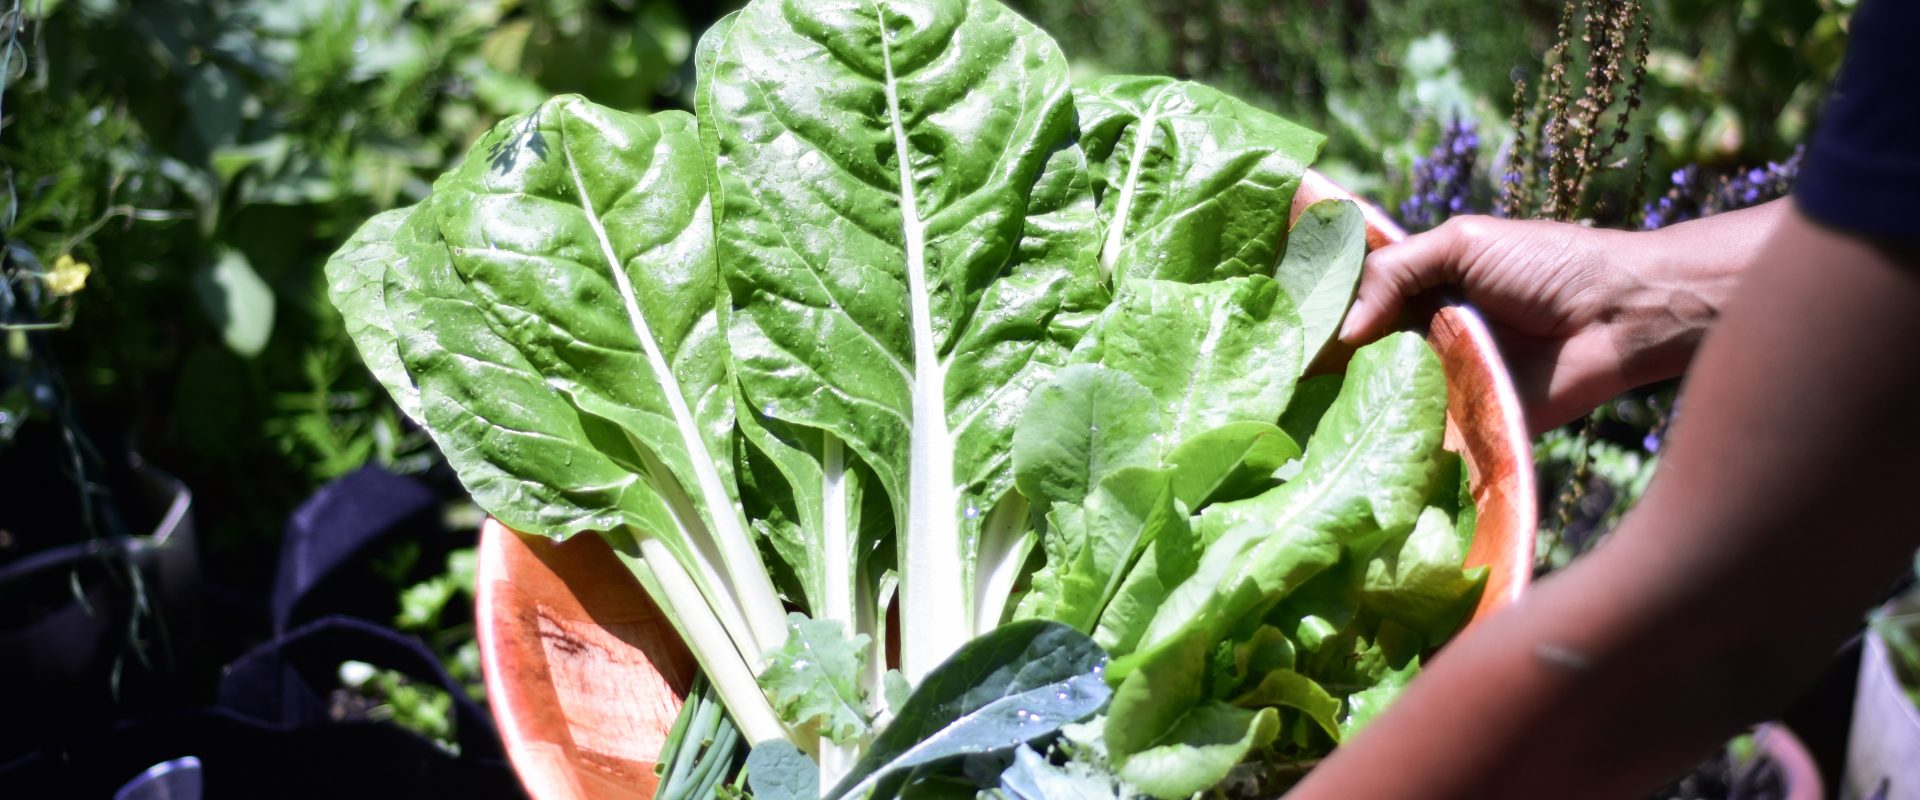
top-left (762, 614), bottom-right (873, 745)
top-left (1, 0), bottom-right (695, 552)
top-left (1079, 334), bottom-right (1475, 798)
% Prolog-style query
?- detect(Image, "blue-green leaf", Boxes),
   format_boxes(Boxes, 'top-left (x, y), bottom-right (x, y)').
top-left (747, 740), bottom-right (820, 800)
top-left (826, 620), bottom-right (1111, 800)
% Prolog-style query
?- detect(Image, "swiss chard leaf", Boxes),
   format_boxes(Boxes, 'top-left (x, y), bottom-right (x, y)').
top-left (825, 620), bottom-right (1111, 800)
top-left (1075, 75), bottom-right (1324, 288)
top-left (325, 207), bottom-right (423, 421)
top-left (705, 0), bottom-right (1102, 682)
top-left (326, 100), bottom-right (791, 744)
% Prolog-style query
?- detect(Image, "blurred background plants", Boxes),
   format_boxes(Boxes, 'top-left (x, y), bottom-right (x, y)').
top-left (0, 0), bottom-right (1856, 765)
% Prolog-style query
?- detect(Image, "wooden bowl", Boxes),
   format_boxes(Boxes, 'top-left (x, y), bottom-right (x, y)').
top-left (475, 172), bottom-right (1537, 800)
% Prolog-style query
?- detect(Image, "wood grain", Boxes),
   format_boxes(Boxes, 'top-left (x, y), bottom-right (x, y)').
top-left (479, 170), bottom-right (1537, 800)
top-left (476, 520), bottom-right (694, 800)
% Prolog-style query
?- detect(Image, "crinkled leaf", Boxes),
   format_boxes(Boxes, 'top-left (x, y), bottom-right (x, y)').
top-left (826, 620), bottom-right (1111, 800)
top-left (706, 0), bottom-right (1102, 679)
top-left (414, 96), bottom-right (788, 652)
top-left (1076, 75), bottom-right (1324, 288)
top-left (325, 207), bottom-right (424, 420)
top-left (761, 613), bottom-right (873, 744)
top-left (1074, 277), bottom-right (1304, 444)
top-left (1273, 200), bottom-right (1368, 371)
top-left (1012, 365), bottom-right (1163, 508)
top-left (746, 740), bottom-right (820, 800)
top-left (367, 199), bottom-right (680, 540)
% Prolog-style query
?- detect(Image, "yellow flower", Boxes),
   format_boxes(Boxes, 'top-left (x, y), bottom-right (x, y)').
top-left (46, 254), bottom-right (91, 296)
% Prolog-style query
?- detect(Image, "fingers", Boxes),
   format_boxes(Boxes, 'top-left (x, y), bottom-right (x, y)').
top-left (1338, 218), bottom-right (1476, 345)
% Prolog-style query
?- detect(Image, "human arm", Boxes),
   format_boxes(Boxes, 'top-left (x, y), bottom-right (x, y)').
top-left (1287, 208), bottom-right (1920, 799)
top-left (1338, 200), bottom-right (1787, 433)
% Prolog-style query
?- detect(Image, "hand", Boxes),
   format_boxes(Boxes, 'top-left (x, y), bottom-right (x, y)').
top-left (1335, 205), bottom-right (1779, 433)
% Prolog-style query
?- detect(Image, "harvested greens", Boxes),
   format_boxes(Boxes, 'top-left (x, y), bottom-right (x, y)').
top-left (325, 0), bottom-right (1486, 796)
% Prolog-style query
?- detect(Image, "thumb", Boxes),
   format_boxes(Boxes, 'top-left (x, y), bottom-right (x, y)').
top-left (1338, 222), bottom-right (1468, 344)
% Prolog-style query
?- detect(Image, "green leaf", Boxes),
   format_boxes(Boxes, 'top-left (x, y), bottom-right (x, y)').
top-left (1012, 365), bottom-right (1162, 508)
top-left (1339, 654), bottom-right (1419, 739)
top-left (1164, 421), bottom-right (1300, 509)
top-left (1016, 467), bottom-right (1185, 635)
top-left (1229, 625), bottom-right (1298, 685)
top-left (418, 96), bottom-right (790, 654)
top-left (1074, 277), bottom-right (1304, 444)
top-left (746, 740), bottom-right (820, 800)
top-left (184, 64), bottom-right (245, 152)
top-left (825, 620), bottom-right (1112, 800)
top-left (1114, 702), bottom-right (1280, 800)
top-left (328, 101), bottom-right (790, 743)
top-left (1279, 373), bottom-right (1343, 450)
top-left (1091, 504), bottom-right (1205, 658)
top-left (1111, 333), bottom-right (1447, 684)
top-left (1228, 669), bottom-right (1342, 742)
top-left (195, 250), bottom-right (276, 358)
top-left (1274, 200), bottom-right (1369, 371)
top-left (706, 0), bottom-right (1102, 680)
top-left (325, 207), bottom-right (423, 419)
top-left (1199, 332), bottom-right (1449, 545)
top-left (1104, 627), bottom-right (1209, 761)
top-left (1076, 75), bottom-right (1325, 289)
top-left (761, 613), bottom-right (873, 744)
top-left (1359, 506), bottom-right (1487, 646)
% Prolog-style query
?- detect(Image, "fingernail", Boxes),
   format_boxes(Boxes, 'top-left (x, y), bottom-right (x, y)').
top-left (1337, 309), bottom-right (1363, 343)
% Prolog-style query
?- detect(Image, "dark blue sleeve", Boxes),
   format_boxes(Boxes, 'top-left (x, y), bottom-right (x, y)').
top-left (1793, 0), bottom-right (1920, 240)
